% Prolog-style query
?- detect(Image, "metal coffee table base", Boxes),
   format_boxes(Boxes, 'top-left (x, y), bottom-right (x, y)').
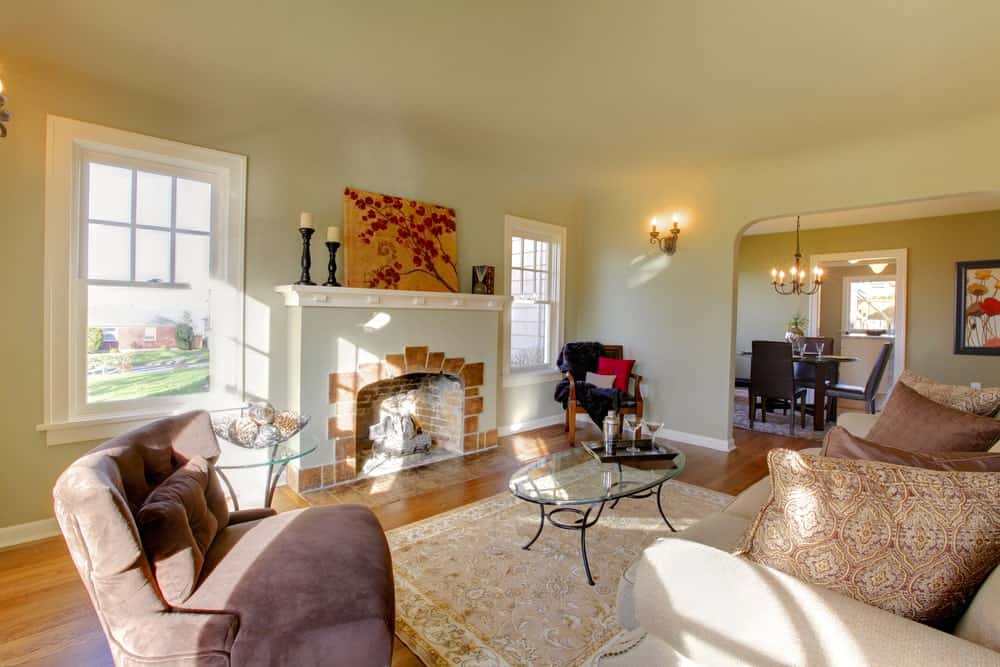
top-left (521, 481), bottom-right (677, 586)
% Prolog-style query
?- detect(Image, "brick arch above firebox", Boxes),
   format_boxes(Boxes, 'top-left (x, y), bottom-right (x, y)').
top-left (295, 346), bottom-right (496, 494)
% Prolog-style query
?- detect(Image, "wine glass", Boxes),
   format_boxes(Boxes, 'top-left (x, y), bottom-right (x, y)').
top-left (622, 414), bottom-right (639, 453)
top-left (816, 342), bottom-right (826, 357)
top-left (641, 417), bottom-right (664, 448)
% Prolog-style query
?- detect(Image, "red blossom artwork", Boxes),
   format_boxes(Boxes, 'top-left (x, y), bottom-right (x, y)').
top-left (343, 187), bottom-right (459, 292)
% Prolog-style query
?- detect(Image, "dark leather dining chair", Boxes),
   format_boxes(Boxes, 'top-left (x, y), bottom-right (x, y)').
top-left (793, 336), bottom-right (837, 389)
top-left (750, 340), bottom-right (808, 436)
top-left (827, 342), bottom-right (894, 418)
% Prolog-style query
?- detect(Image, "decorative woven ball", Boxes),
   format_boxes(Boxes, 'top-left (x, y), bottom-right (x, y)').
top-left (273, 410), bottom-right (300, 437)
top-left (256, 424), bottom-right (281, 447)
top-left (229, 416), bottom-right (260, 446)
top-left (248, 401), bottom-right (275, 425)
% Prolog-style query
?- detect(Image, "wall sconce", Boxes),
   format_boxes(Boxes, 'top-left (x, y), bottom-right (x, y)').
top-left (649, 214), bottom-right (681, 255)
top-left (0, 79), bottom-right (10, 138)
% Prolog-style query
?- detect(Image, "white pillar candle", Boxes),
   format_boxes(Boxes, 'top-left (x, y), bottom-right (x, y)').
top-left (299, 212), bottom-right (314, 229)
top-left (327, 226), bottom-right (341, 243)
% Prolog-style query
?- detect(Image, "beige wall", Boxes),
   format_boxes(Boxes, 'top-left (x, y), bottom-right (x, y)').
top-left (736, 213), bottom-right (1000, 386)
top-left (577, 112), bottom-right (1000, 447)
top-left (0, 55), bottom-right (581, 528)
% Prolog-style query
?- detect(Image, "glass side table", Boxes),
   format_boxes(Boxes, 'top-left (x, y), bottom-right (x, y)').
top-left (214, 441), bottom-right (318, 509)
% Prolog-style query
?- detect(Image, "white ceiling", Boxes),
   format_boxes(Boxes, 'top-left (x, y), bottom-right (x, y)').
top-left (6, 2), bottom-right (1000, 174)
top-left (743, 191), bottom-right (1000, 236)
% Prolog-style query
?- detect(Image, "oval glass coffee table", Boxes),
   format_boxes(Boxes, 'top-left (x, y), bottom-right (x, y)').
top-left (508, 445), bottom-right (687, 585)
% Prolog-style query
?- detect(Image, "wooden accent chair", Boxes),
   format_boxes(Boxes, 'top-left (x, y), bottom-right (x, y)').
top-left (749, 340), bottom-right (808, 436)
top-left (565, 344), bottom-right (644, 445)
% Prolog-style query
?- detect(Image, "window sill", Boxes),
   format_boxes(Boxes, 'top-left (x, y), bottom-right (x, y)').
top-left (502, 368), bottom-right (563, 388)
top-left (37, 411), bottom-right (174, 446)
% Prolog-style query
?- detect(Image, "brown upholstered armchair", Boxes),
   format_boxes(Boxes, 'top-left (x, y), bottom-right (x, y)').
top-left (562, 344), bottom-right (644, 445)
top-left (53, 411), bottom-right (395, 667)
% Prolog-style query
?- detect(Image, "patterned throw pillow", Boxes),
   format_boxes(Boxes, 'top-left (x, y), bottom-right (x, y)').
top-left (737, 449), bottom-right (1000, 627)
top-left (899, 369), bottom-right (1000, 417)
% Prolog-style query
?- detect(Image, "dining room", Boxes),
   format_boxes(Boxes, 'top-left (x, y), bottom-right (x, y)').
top-left (732, 193), bottom-right (1000, 440)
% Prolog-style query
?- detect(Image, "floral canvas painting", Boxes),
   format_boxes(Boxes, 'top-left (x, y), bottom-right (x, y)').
top-left (344, 187), bottom-right (459, 292)
top-left (956, 260), bottom-right (1000, 355)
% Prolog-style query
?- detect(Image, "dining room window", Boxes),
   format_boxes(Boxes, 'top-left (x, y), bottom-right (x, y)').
top-left (843, 277), bottom-right (896, 333)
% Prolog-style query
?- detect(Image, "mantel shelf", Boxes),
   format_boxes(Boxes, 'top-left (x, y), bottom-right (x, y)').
top-left (275, 285), bottom-right (508, 311)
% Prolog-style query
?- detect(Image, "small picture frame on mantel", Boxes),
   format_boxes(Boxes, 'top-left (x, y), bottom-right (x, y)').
top-left (472, 265), bottom-right (495, 295)
top-left (955, 259), bottom-right (1000, 355)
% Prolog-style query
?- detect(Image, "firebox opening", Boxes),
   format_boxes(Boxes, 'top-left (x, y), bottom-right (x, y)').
top-left (356, 372), bottom-right (465, 477)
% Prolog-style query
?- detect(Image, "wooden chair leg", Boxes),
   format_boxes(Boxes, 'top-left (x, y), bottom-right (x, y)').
top-left (790, 396), bottom-right (796, 436)
top-left (828, 397), bottom-right (838, 422)
top-left (801, 396), bottom-right (807, 428)
top-left (761, 398), bottom-right (767, 423)
top-left (568, 402), bottom-right (577, 446)
top-left (748, 394), bottom-right (755, 429)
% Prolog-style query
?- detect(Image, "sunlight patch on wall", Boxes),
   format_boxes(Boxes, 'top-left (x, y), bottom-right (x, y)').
top-left (627, 251), bottom-right (671, 288)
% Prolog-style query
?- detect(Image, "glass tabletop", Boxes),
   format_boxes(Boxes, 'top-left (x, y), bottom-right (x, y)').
top-left (508, 446), bottom-right (686, 506)
top-left (215, 442), bottom-right (318, 470)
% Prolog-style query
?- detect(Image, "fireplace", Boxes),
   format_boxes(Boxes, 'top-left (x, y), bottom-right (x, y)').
top-left (278, 284), bottom-right (504, 495)
top-left (356, 373), bottom-right (465, 476)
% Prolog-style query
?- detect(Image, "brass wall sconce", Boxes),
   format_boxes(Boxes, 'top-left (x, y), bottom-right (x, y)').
top-left (649, 214), bottom-right (681, 255)
top-left (0, 79), bottom-right (9, 138)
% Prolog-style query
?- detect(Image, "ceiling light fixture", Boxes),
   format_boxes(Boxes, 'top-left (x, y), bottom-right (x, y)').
top-left (770, 216), bottom-right (823, 295)
top-left (869, 262), bottom-right (889, 274)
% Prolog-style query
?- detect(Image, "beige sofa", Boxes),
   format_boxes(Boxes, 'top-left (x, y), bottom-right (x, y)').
top-left (613, 412), bottom-right (1000, 666)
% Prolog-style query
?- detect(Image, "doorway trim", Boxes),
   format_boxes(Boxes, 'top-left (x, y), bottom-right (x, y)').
top-left (806, 248), bottom-right (908, 383)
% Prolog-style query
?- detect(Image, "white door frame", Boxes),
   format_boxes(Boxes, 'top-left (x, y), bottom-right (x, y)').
top-left (806, 248), bottom-right (907, 383)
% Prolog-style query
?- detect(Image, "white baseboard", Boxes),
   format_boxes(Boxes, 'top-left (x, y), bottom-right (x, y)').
top-left (499, 413), bottom-right (564, 437)
top-left (0, 518), bottom-right (60, 549)
top-left (660, 428), bottom-right (735, 452)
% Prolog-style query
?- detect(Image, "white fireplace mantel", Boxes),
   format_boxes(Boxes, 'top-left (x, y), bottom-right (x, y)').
top-left (275, 285), bottom-right (508, 311)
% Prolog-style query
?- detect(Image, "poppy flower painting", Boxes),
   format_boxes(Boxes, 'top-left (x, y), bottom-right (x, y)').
top-left (343, 187), bottom-right (459, 292)
top-left (955, 260), bottom-right (1000, 355)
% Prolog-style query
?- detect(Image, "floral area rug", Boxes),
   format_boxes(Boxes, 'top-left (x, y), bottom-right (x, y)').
top-left (387, 479), bottom-right (732, 666)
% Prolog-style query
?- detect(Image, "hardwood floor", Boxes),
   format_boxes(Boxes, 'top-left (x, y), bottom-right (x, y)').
top-left (0, 423), bottom-right (813, 667)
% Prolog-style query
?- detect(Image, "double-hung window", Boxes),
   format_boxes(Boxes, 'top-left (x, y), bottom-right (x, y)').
top-left (503, 215), bottom-right (566, 385)
top-left (843, 276), bottom-right (896, 333)
top-left (40, 116), bottom-right (246, 445)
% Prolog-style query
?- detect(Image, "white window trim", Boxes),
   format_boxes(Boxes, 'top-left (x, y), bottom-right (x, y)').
top-left (502, 215), bottom-right (566, 387)
top-left (842, 274), bottom-right (897, 334)
top-left (39, 116), bottom-right (246, 446)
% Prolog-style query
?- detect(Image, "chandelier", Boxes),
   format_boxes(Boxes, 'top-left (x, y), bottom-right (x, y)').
top-left (770, 216), bottom-right (822, 295)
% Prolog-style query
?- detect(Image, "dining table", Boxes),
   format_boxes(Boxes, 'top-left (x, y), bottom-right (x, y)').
top-left (739, 351), bottom-right (859, 430)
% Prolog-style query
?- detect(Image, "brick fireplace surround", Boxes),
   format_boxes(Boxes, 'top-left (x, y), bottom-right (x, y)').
top-left (287, 345), bottom-right (497, 494)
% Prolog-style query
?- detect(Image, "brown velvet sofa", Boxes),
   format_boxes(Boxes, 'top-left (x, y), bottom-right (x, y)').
top-left (53, 411), bottom-right (395, 666)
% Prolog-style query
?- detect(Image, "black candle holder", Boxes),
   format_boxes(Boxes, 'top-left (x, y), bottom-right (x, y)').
top-left (324, 242), bottom-right (342, 287)
top-left (295, 227), bottom-right (316, 285)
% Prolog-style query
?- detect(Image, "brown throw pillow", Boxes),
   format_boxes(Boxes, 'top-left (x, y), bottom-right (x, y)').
top-left (822, 426), bottom-right (1000, 472)
top-left (136, 457), bottom-right (224, 603)
top-left (899, 369), bottom-right (1000, 417)
top-left (866, 381), bottom-right (1000, 452)
top-left (737, 449), bottom-right (1000, 627)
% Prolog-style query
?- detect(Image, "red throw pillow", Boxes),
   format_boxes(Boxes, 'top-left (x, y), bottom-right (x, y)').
top-left (597, 356), bottom-right (635, 393)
